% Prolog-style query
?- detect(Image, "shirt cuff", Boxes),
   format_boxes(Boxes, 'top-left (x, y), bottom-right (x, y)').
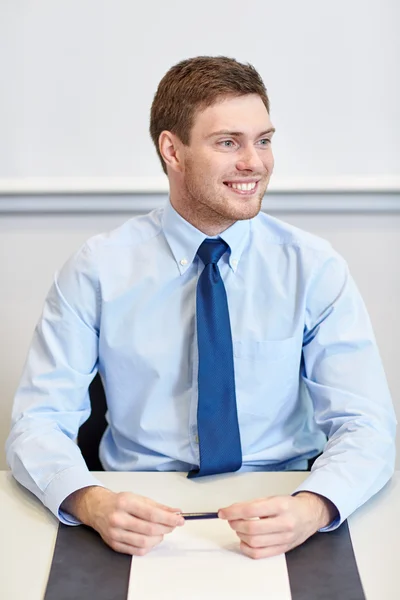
top-left (292, 471), bottom-right (348, 532)
top-left (43, 465), bottom-right (106, 525)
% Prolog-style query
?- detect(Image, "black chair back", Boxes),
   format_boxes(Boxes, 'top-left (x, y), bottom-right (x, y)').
top-left (77, 373), bottom-right (107, 471)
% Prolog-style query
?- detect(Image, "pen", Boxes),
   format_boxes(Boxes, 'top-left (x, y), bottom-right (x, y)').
top-left (180, 512), bottom-right (219, 520)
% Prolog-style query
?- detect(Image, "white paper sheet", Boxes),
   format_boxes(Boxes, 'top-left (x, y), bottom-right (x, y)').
top-left (128, 518), bottom-right (292, 599)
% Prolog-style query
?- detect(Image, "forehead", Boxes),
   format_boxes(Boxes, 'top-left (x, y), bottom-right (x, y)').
top-left (191, 94), bottom-right (272, 137)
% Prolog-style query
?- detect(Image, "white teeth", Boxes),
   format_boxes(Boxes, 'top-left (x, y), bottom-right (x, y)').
top-left (229, 182), bottom-right (257, 191)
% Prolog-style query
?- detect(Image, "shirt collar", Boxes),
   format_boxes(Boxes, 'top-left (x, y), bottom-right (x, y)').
top-left (162, 199), bottom-right (251, 275)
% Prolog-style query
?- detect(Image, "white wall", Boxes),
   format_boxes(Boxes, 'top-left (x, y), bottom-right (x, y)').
top-left (1, 210), bottom-right (399, 469)
top-left (1, 0), bottom-right (399, 190)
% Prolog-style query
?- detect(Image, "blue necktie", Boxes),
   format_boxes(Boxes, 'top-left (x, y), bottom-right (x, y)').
top-left (188, 238), bottom-right (242, 478)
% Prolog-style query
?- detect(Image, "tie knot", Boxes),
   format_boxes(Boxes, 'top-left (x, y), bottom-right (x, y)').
top-left (197, 239), bottom-right (229, 265)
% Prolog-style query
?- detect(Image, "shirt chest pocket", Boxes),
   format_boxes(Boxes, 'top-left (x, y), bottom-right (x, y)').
top-left (233, 338), bottom-right (300, 415)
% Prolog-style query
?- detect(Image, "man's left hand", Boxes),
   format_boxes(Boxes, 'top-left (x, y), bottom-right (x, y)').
top-left (218, 492), bottom-right (338, 559)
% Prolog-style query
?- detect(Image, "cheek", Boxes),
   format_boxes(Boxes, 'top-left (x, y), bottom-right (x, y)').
top-left (201, 157), bottom-right (226, 182)
top-left (265, 152), bottom-right (274, 172)
top-left (190, 154), bottom-right (214, 177)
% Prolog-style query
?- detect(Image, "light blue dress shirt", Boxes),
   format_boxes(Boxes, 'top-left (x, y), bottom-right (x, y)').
top-left (6, 201), bottom-right (396, 529)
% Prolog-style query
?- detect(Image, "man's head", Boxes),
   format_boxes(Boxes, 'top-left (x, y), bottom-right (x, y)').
top-left (150, 56), bottom-right (275, 234)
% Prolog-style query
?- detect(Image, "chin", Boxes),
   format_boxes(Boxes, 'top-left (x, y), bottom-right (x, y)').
top-left (227, 198), bottom-right (263, 221)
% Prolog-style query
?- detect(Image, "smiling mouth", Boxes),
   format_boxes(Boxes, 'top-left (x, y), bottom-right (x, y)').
top-left (224, 181), bottom-right (259, 194)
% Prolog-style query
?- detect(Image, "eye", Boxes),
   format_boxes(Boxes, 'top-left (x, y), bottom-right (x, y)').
top-left (257, 138), bottom-right (271, 146)
top-left (218, 139), bottom-right (236, 148)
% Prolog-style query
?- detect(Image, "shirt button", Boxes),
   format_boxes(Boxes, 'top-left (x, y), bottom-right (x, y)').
top-left (195, 434), bottom-right (199, 443)
top-left (232, 259), bottom-right (238, 267)
top-left (180, 258), bottom-right (188, 266)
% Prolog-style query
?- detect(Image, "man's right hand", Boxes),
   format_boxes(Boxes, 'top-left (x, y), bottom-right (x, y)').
top-left (61, 486), bottom-right (185, 555)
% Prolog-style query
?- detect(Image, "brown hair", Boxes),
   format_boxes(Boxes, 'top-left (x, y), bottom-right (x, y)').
top-left (150, 56), bottom-right (270, 174)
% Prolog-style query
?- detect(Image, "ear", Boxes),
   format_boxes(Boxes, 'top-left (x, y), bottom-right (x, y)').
top-left (159, 131), bottom-right (185, 173)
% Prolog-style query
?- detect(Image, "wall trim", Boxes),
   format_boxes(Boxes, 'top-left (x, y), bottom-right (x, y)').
top-left (0, 192), bottom-right (399, 214)
top-left (1, 177), bottom-right (400, 214)
top-left (1, 176), bottom-right (400, 195)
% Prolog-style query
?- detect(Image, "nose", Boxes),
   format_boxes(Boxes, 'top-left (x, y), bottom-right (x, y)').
top-left (235, 144), bottom-right (265, 172)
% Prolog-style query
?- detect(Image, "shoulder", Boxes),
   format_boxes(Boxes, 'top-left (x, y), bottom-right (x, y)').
top-left (253, 211), bottom-right (334, 256)
top-left (252, 212), bottom-right (349, 294)
top-left (57, 207), bottom-right (164, 287)
top-left (84, 207), bottom-right (164, 255)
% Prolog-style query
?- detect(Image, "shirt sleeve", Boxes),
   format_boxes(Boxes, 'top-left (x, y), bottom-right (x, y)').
top-left (293, 250), bottom-right (397, 530)
top-left (5, 242), bottom-right (106, 524)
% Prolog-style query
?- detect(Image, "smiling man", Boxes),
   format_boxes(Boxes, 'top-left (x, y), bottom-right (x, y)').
top-left (6, 56), bottom-right (396, 559)
top-left (159, 93), bottom-right (275, 233)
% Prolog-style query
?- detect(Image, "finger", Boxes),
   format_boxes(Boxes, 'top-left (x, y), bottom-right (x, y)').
top-left (137, 504), bottom-right (185, 527)
top-left (121, 515), bottom-right (175, 537)
top-left (219, 496), bottom-right (290, 520)
top-left (240, 540), bottom-right (288, 560)
top-left (121, 497), bottom-right (184, 527)
top-left (236, 531), bottom-right (293, 549)
top-left (228, 515), bottom-right (288, 535)
top-left (111, 529), bottom-right (164, 551)
top-left (108, 541), bottom-right (151, 557)
top-left (113, 514), bottom-right (176, 536)
top-left (145, 497), bottom-right (183, 513)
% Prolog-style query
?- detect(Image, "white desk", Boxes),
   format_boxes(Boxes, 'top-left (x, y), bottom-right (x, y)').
top-left (1, 470), bottom-right (399, 599)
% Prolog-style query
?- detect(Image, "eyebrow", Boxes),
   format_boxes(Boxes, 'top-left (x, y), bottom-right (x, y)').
top-left (206, 128), bottom-right (276, 139)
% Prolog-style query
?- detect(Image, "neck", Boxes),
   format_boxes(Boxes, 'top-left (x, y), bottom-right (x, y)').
top-left (169, 196), bottom-right (235, 237)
